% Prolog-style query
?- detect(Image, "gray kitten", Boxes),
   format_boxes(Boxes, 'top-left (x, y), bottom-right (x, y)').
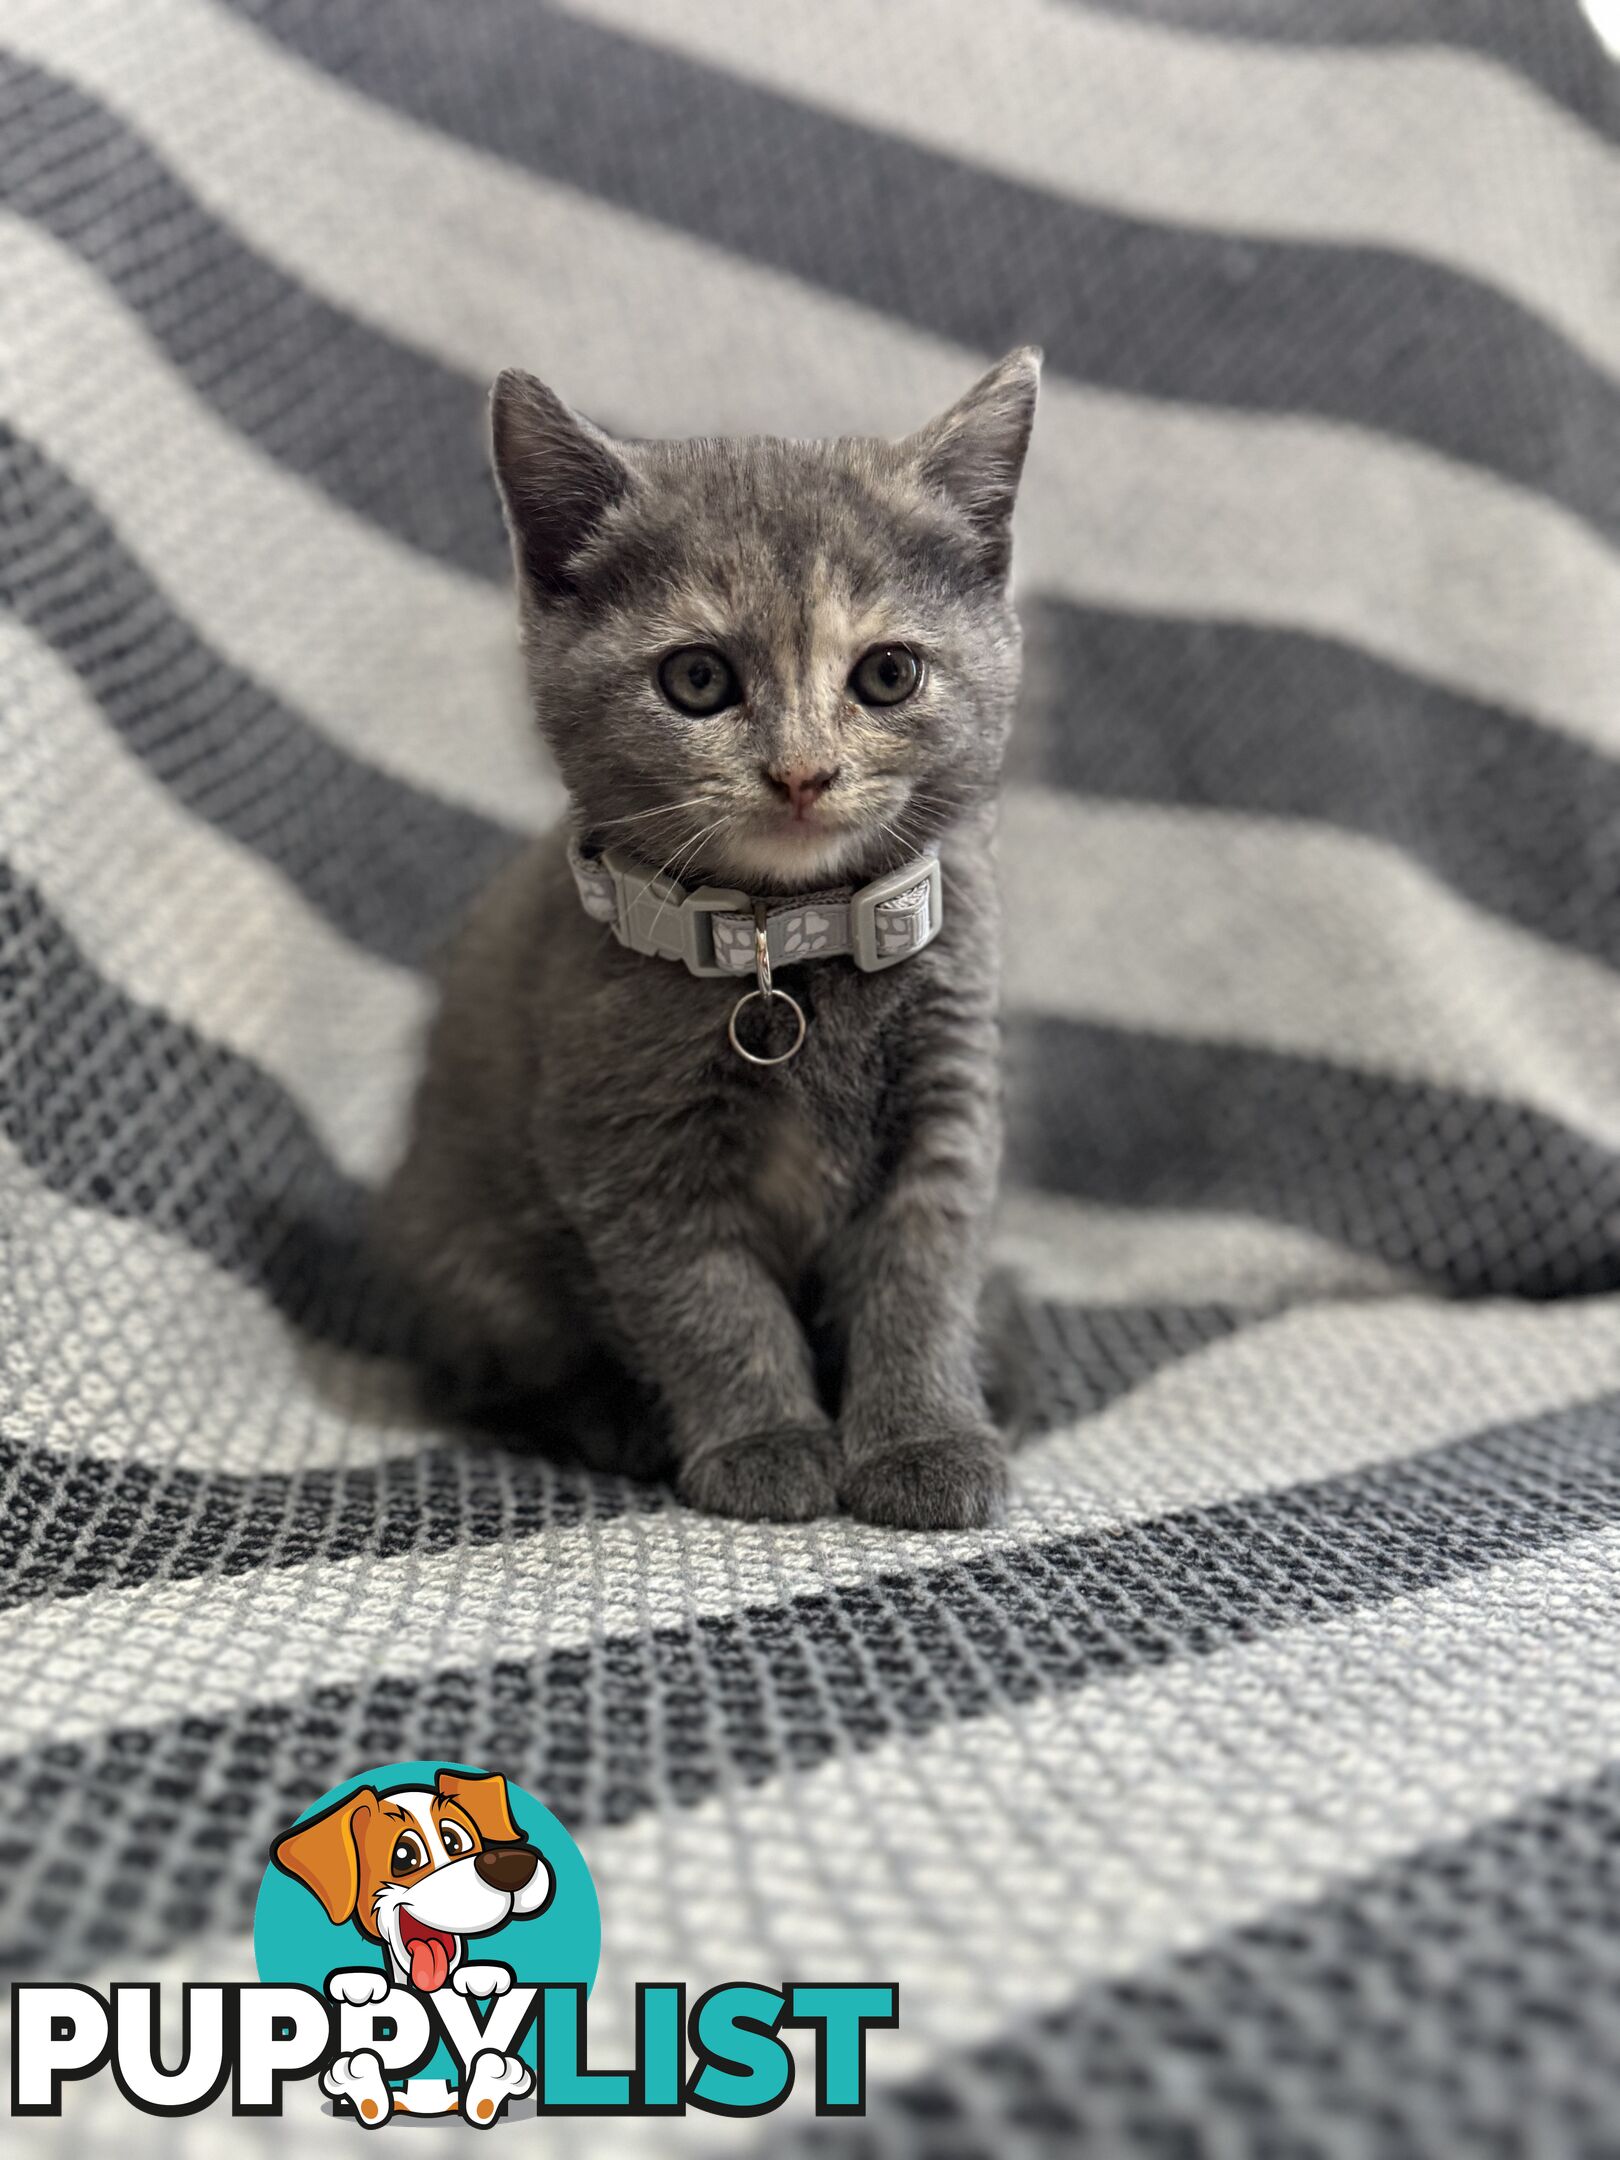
top-left (377, 349), bottom-right (1040, 1529)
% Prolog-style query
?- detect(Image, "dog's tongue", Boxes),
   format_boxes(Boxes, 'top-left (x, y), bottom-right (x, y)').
top-left (408, 1934), bottom-right (450, 1992)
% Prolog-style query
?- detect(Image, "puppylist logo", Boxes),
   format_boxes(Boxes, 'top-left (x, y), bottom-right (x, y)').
top-left (10, 1760), bottom-right (897, 2128)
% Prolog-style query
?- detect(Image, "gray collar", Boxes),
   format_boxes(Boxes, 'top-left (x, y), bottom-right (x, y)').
top-left (568, 836), bottom-right (944, 978)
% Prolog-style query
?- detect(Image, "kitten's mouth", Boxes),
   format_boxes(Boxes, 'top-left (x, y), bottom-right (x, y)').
top-left (771, 787), bottom-right (877, 840)
top-left (744, 799), bottom-right (846, 856)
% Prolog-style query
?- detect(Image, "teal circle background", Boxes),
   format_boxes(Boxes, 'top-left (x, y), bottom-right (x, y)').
top-left (253, 1759), bottom-right (599, 2085)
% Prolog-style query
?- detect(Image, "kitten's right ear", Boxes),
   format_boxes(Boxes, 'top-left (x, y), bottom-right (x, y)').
top-left (903, 347), bottom-right (1041, 583)
top-left (490, 368), bottom-right (636, 599)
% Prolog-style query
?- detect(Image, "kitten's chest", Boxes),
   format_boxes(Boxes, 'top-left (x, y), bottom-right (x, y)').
top-left (742, 963), bottom-right (911, 1270)
top-left (747, 1099), bottom-right (849, 1275)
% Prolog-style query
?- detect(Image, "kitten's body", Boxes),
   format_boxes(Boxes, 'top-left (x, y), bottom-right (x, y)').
top-left (379, 356), bottom-right (1039, 1528)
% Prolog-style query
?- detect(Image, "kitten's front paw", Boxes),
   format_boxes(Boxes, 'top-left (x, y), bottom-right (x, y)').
top-left (843, 1425), bottom-right (1009, 1531)
top-left (678, 1424), bottom-right (841, 1521)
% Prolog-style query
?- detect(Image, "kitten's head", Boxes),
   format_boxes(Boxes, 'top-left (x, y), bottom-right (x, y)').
top-left (490, 352), bottom-right (1040, 892)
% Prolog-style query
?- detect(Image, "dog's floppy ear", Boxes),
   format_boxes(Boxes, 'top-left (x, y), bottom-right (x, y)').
top-left (437, 1768), bottom-right (522, 1845)
top-left (271, 1787), bottom-right (379, 1925)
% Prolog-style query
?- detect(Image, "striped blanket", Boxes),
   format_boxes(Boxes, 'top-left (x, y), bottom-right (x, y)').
top-left (4, 2), bottom-right (1620, 2149)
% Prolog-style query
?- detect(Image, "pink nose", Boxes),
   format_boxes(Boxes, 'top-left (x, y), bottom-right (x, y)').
top-left (764, 764), bottom-right (839, 817)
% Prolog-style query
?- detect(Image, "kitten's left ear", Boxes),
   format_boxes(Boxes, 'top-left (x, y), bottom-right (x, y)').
top-left (903, 346), bottom-right (1041, 582)
top-left (490, 367), bottom-right (639, 599)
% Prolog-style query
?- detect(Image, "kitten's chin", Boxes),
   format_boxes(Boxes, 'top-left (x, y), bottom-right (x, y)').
top-left (710, 822), bottom-right (885, 892)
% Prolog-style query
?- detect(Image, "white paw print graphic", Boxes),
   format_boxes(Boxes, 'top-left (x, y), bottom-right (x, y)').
top-left (875, 881), bottom-right (931, 956)
top-left (322, 2048), bottom-right (393, 2128)
top-left (777, 907), bottom-right (835, 959)
top-left (463, 2048), bottom-right (535, 2128)
top-left (712, 915), bottom-right (755, 971)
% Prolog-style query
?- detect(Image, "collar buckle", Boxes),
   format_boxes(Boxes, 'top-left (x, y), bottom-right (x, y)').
top-left (680, 883), bottom-right (755, 977)
top-left (603, 848), bottom-right (685, 962)
top-left (600, 847), bottom-right (747, 976)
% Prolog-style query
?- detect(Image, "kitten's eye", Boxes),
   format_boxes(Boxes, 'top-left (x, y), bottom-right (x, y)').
top-left (658, 646), bottom-right (739, 716)
top-left (850, 644), bottom-right (922, 708)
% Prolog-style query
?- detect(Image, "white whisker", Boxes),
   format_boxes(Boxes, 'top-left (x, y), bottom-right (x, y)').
top-left (591, 794), bottom-right (717, 831)
top-left (645, 816), bottom-right (732, 940)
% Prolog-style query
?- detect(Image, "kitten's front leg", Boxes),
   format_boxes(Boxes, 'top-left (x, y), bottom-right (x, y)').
top-left (835, 1030), bottom-right (1007, 1531)
top-left (576, 1202), bottom-right (839, 1521)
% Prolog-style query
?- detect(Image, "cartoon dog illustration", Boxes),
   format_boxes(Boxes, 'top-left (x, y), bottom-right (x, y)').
top-left (271, 1768), bottom-right (553, 2124)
